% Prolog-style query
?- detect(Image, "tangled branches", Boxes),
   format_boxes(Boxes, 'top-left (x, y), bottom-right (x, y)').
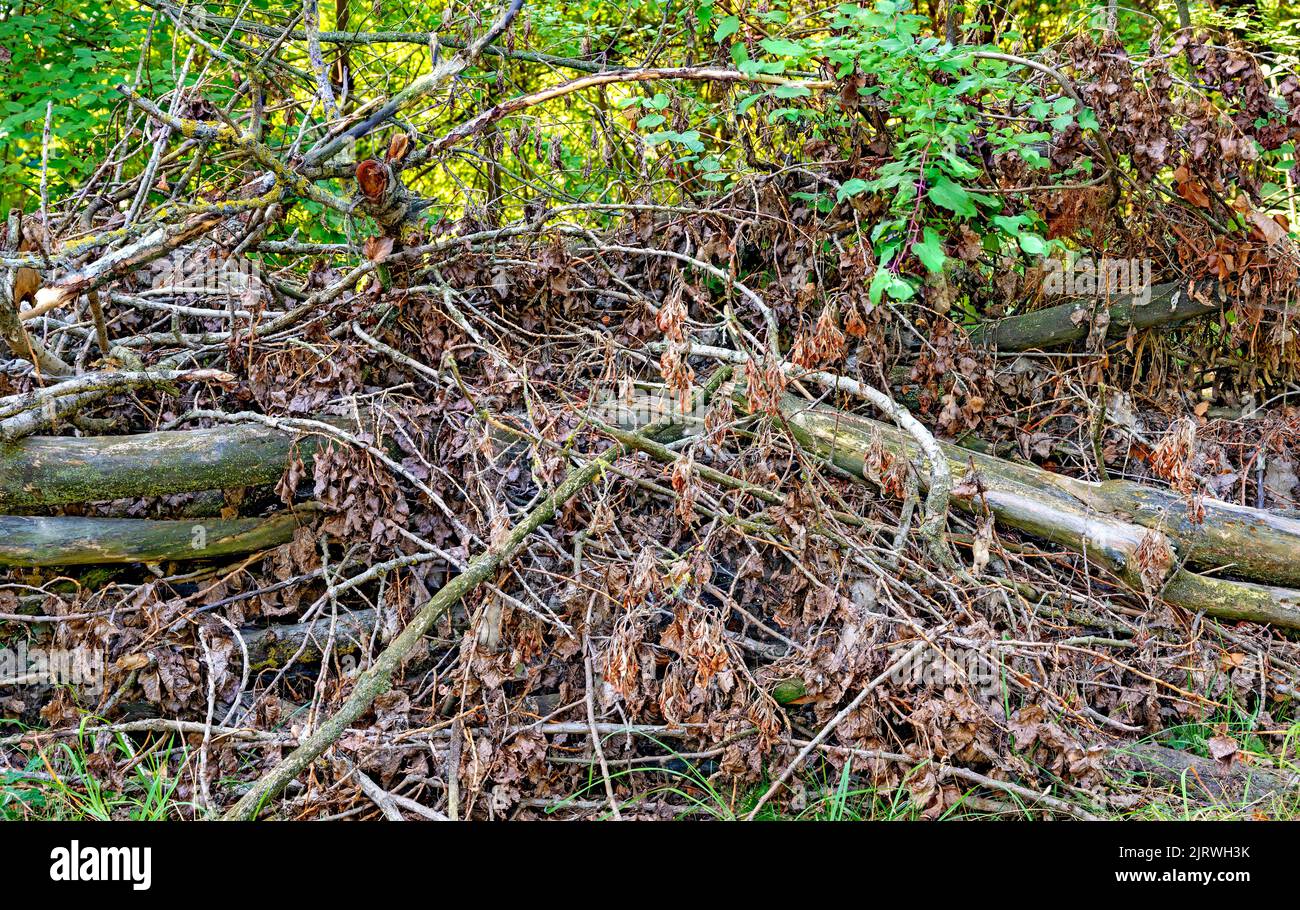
top-left (3, 2), bottom-right (1300, 823)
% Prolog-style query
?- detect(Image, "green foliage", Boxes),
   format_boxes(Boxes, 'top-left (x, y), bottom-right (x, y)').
top-left (0, 4), bottom-right (164, 211)
top-left (0, 0), bottom-right (1082, 274)
top-left (1, 727), bottom-right (191, 820)
top-left (723, 1), bottom-right (1072, 302)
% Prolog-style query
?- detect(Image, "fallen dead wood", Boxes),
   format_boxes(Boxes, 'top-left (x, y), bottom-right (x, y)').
top-left (243, 609), bottom-right (378, 670)
top-left (28, 213), bottom-right (224, 317)
top-left (1069, 480), bottom-right (1300, 591)
top-left (0, 421), bottom-right (338, 509)
top-left (0, 511), bottom-right (309, 567)
top-left (776, 394), bottom-right (1300, 628)
top-left (972, 280), bottom-right (1223, 351)
top-left (221, 370), bottom-right (731, 819)
top-left (0, 368), bottom-right (235, 444)
top-left (802, 739), bottom-right (1102, 819)
top-left (1, 274), bottom-right (71, 377)
top-left (1, 213), bottom-right (71, 376)
top-left (220, 443), bottom-right (622, 819)
top-left (1114, 742), bottom-right (1300, 802)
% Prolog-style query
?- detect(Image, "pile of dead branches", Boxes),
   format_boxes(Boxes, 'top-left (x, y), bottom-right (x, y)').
top-left (3, 2), bottom-right (1300, 821)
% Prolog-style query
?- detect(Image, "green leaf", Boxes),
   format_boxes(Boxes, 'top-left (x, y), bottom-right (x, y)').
top-left (793, 191), bottom-right (834, 213)
top-left (771, 83), bottom-right (811, 99)
top-left (869, 269), bottom-right (892, 304)
top-left (1017, 232), bottom-right (1047, 255)
top-left (836, 178), bottom-right (870, 202)
top-left (928, 175), bottom-right (976, 217)
top-left (941, 153), bottom-right (980, 179)
top-left (697, 0), bottom-right (715, 31)
top-left (736, 92), bottom-right (763, 117)
top-left (869, 270), bottom-right (914, 304)
top-left (637, 113), bottom-right (667, 129)
top-left (759, 38), bottom-right (807, 57)
top-left (887, 277), bottom-right (916, 300)
top-left (992, 214), bottom-right (1026, 233)
top-left (913, 228), bottom-right (946, 273)
top-left (713, 15), bottom-right (740, 42)
top-left (678, 130), bottom-right (705, 153)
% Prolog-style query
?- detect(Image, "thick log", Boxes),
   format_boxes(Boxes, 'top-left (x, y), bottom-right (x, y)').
top-left (0, 421), bottom-right (339, 509)
top-left (777, 395), bottom-right (1300, 629)
top-left (1117, 742), bottom-right (1300, 801)
top-left (243, 609), bottom-right (378, 670)
top-left (1075, 482), bottom-right (1300, 591)
top-left (973, 280), bottom-right (1223, 351)
top-left (0, 511), bottom-right (308, 566)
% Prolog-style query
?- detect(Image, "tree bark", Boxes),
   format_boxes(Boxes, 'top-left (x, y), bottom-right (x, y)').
top-left (0, 511), bottom-right (309, 566)
top-left (1118, 742), bottom-right (1300, 801)
top-left (973, 281), bottom-right (1223, 351)
top-left (777, 394), bottom-right (1300, 628)
top-left (243, 609), bottom-right (378, 669)
top-left (0, 420), bottom-right (343, 509)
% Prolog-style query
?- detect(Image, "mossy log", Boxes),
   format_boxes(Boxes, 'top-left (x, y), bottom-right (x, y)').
top-left (972, 281), bottom-right (1223, 351)
top-left (0, 511), bottom-right (309, 566)
top-left (1117, 742), bottom-right (1300, 801)
top-left (777, 395), bottom-right (1300, 629)
top-left (0, 421), bottom-right (343, 509)
top-left (243, 609), bottom-right (378, 670)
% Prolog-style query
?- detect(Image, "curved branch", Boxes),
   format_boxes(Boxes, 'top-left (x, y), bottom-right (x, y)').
top-left (421, 66), bottom-right (833, 162)
top-left (972, 50), bottom-right (1119, 199)
top-left (671, 342), bottom-right (953, 556)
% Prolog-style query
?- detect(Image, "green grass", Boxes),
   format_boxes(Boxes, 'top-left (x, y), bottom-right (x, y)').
top-left (546, 718), bottom-right (1300, 821)
top-left (6, 711), bottom-right (1298, 820)
top-left (547, 734), bottom-right (1059, 820)
top-left (1, 724), bottom-right (194, 821)
top-left (1096, 711), bottom-right (1300, 820)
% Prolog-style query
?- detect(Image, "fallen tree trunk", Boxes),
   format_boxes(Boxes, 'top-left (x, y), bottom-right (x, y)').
top-left (0, 421), bottom-right (337, 509)
top-left (0, 511), bottom-right (308, 566)
top-left (1067, 480), bottom-right (1300, 591)
top-left (776, 395), bottom-right (1300, 629)
top-left (1116, 742), bottom-right (1300, 802)
top-left (972, 280), bottom-right (1223, 351)
top-left (243, 609), bottom-right (378, 670)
